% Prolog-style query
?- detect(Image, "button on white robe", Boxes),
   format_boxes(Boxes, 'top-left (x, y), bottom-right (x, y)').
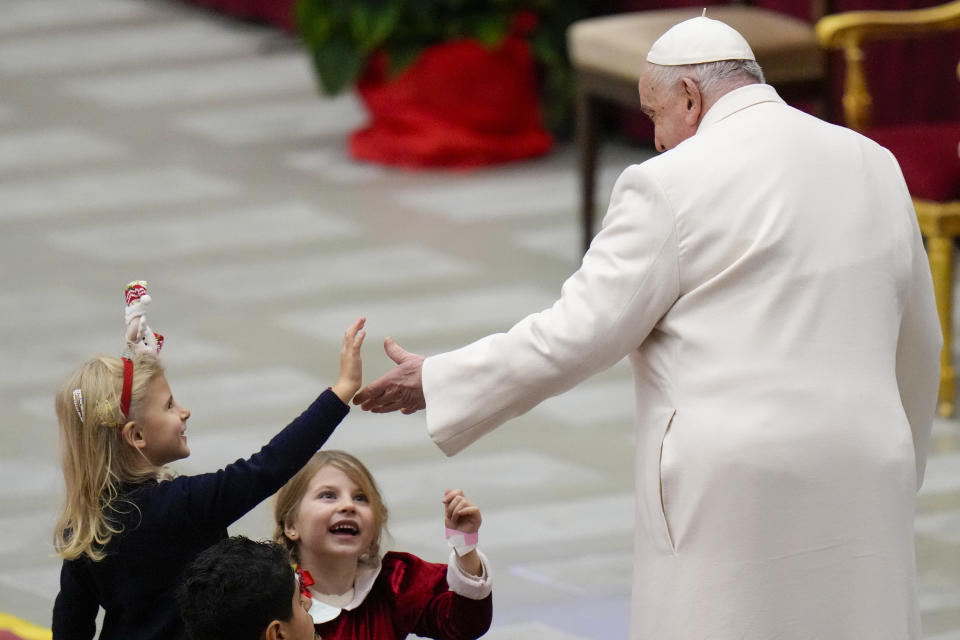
top-left (422, 84), bottom-right (941, 639)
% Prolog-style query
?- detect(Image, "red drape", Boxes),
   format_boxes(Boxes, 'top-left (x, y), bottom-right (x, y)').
top-left (350, 38), bottom-right (553, 168)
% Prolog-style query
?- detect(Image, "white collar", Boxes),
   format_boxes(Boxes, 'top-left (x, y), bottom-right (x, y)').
top-left (306, 556), bottom-right (382, 624)
top-left (697, 83), bottom-right (784, 134)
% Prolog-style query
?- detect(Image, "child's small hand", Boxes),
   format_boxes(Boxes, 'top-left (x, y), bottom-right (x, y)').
top-left (443, 489), bottom-right (481, 534)
top-left (331, 317), bottom-right (365, 404)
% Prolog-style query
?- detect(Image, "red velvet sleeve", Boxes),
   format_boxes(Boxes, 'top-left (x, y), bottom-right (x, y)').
top-left (386, 552), bottom-right (493, 640)
top-left (413, 590), bottom-right (493, 640)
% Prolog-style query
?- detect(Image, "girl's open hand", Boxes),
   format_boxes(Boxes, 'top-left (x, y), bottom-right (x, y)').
top-left (331, 317), bottom-right (365, 404)
top-left (443, 489), bottom-right (481, 534)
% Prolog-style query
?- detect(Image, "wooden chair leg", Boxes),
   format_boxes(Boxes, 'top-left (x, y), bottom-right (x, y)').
top-left (575, 79), bottom-right (598, 254)
top-left (927, 234), bottom-right (955, 417)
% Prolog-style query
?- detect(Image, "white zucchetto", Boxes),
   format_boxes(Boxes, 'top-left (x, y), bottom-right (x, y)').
top-left (646, 15), bottom-right (756, 66)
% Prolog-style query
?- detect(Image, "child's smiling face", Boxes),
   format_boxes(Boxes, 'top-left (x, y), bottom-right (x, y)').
top-left (286, 465), bottom-right (377, 562)
top-left (131, 373), bottom-right (190, 466)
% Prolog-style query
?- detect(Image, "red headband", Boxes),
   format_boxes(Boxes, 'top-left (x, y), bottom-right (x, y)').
top-left (120, 280), bottom-right (164, 421)
top-left (120, 357), bottom-right (133, 419)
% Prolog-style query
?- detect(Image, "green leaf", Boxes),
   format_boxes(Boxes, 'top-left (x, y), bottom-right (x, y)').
top-left (471, 15), bottom-right (508, 47)
top-left (349, 3), bottom-right (399, 52)
top-left (530, 31), bottom-right (559, 65)
top-left (311, 35), bottom-right (366, 94)
top-left (384, 42), bottom-right (423, 78)
top-left (295, 0), bottom-right (342, 46)
top-left (363, 2), bottom-right (402, 53)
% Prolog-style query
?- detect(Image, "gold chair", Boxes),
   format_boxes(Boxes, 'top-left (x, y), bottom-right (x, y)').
top-left (817, 0), bottom-right (960, 417)
top-left (568, 2), bottom-right (830, 252)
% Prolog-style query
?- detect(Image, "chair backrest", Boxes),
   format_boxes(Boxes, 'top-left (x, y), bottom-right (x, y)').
top-left (752, 0), bottom-right (830, 23)
top-left (816, 0), bottom-right (960, 130)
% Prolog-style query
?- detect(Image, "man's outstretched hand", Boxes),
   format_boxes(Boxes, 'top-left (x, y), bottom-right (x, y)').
top-left (353, 337), bottom-right (426, 414)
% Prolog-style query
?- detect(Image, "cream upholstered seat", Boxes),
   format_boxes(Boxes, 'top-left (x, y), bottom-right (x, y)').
top-left (568, 5), bottom-right (827, 252)
top-left (570, 7), bottom-right (823, 89)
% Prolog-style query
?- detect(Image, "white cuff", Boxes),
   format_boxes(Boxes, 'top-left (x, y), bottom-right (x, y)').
top-left (446, 549), bottom-right (492, 600)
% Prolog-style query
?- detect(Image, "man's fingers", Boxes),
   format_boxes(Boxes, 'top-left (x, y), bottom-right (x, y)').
top-left (365, 400), bottom-right (421, 413)
top-left (358, 387), bottom-right (395, 411)
top-left (366, 392), bottom-right (415, 413)
top-left (370, 398), bottom-right (419, 413)
top-left (354, 372), bottom-right (424, 413)
top-left (352, 380), bottom-right (382, 403)
top-left (353, 383), bottom-right (383, 406)
top-left (369, 400), bottom-right (406, 413)
top-left (383, 337), bottom-right (410, 365)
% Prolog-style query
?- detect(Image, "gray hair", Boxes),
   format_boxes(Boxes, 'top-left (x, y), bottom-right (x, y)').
top-left (646, 59), bottom-right (764, 97)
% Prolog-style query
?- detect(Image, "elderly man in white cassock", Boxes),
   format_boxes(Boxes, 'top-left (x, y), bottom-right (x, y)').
top-left (354, 15), bottom-right (941, 639)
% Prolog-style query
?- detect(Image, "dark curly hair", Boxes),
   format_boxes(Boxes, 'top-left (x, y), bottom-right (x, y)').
top-left (177, 536), bottom-right (296, 640)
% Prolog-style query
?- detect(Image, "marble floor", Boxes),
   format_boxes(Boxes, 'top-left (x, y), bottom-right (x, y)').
top-left (1, 1), bottom-right (958, 638)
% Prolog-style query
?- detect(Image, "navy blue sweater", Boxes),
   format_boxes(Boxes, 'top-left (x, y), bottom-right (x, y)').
top-left (51, 389), bottom-right (349, 640)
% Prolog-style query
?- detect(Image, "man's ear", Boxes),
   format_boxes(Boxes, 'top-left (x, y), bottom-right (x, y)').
top-left (262, 619), bottom-right (282, 640)
top-left (120, 420), bottom-right (146, 451)
top-left (680, 77), bottom-right (703, 125)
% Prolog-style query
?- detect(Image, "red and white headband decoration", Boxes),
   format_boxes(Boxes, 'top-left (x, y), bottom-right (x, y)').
top-left (120, 280), bottom-right (164, 419)
top-left (71, 281), bottom-right (164, 425)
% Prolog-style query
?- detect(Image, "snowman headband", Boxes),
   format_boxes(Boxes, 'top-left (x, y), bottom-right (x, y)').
top-left (71, 280), bottom-right (164, 424)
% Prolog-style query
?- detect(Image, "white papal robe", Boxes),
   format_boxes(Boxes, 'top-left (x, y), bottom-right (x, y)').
top-left (421, 84), bottom-right (941, 638)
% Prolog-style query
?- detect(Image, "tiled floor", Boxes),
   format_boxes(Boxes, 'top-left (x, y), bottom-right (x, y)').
top-left (1, 1), bottom-right (958, 638)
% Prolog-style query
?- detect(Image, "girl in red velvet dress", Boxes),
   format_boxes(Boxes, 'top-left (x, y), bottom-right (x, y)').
top-left (273, 450), bottom-right (492, 640)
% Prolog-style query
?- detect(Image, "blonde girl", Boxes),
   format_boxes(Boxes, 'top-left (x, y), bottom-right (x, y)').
top-left (273, 450), bottom-right (492, 640)
top-left (51, 283), bottom-right (365, 640)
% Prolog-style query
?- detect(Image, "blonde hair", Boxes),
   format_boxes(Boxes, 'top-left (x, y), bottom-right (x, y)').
top-left (273, 450), bottom-right (389, 566)
top-left (53, 351), bottom-right (166, 561)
